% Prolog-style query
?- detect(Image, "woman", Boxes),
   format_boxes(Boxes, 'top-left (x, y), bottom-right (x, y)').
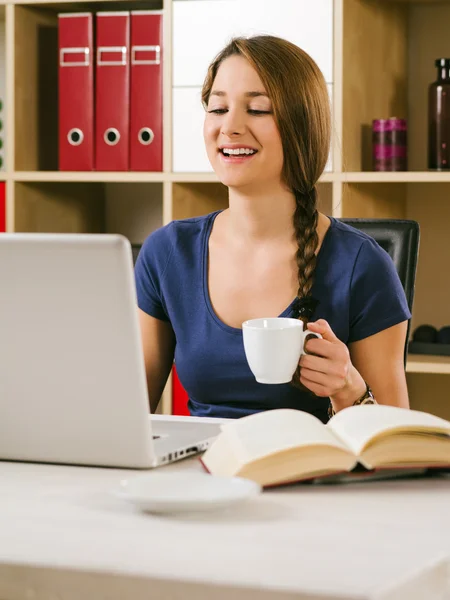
top-left (135, 35), bottom-right (410, 422)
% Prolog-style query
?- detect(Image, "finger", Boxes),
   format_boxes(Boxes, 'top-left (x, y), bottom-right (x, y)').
top-left (299, 367), bottom-right (329, 387)
top-left (303, 335), bottom-right (334, 358)
top-left (306, 319), bottom-right (340, 343)
top-left (299, 373), bottom-right (330, 397)
top-left (299, 353), bottom-right (329, 373)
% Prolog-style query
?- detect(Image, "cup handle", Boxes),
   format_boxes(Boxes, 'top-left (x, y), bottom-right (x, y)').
top-left (302, 330), bottom-right (322, 355)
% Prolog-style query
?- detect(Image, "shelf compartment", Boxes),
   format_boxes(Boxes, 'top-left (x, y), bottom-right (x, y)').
top-left (14, 181), bottom-right (103, 232)
top-left (14, 2), bottom-right (162, 172)
top-left (343, 0), bottom-right (408, 172)
top-left (343, 0), bottom-right (450, 174)
top-left (406, 182), bottom-right (450, 337)
top-left (342, 182), bottom-right (407, 219)
top-left (407, 373), bottom-right (450, 422)
top-left (14, 181), bottom-right (162, 243)
top-left (341, 180), bottom-right (450, 379)
top-left (15, 5), bottom-right (58, 171)
top-left (172, 182), bottom-right (228, 222)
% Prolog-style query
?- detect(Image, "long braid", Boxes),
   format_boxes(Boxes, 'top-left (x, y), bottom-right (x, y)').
top-left (293, 188), bottom-right (319, 306)
top-left (291, 187), bottom-right (319, 389)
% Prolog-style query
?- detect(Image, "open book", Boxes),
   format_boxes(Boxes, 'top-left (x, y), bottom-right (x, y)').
top-left (201, 405), bottom-right (450, 487)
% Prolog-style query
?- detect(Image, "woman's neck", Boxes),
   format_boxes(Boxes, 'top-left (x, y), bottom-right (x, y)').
top-left (225, 185), bottom-right (297, 243)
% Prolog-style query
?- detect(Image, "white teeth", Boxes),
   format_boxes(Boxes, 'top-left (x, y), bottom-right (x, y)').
top-left (222, 148), bottom-right (256, 155)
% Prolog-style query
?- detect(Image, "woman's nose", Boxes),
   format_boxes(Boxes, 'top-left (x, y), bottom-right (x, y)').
top-left (221, 109), bottom-right (246, 137)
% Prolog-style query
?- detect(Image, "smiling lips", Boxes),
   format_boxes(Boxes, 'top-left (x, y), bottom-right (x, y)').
top-left (219, 146), bottom-right (258, 162)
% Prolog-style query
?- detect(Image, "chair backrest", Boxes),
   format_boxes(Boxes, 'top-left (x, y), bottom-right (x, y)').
top-left (340, 218), bottom-right (420, 365)
top-left (131, 244), bottom-right (142, 266)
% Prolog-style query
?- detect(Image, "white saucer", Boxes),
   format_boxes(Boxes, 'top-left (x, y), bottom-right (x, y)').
top-left (113, 471), bottom-right (261, 514)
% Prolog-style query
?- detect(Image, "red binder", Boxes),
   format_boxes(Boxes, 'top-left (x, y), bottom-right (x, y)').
top-left (95, 12), bottom-right (130, 171)
top-left (130, 11), bottom-right (163, 171)
top-left (0, 182), bottom-right (5, 232)
top-left (58, 13), bottom-right (94, 171)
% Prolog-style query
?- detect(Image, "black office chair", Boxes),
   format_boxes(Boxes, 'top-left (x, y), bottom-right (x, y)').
top-left (340, 219), bottom-right (420, 366)
top-left (131, 244), bottom-right (142, 266)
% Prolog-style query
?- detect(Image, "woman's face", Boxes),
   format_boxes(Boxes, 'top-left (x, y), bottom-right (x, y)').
top-left (203, 55), bottom-right (284, 190)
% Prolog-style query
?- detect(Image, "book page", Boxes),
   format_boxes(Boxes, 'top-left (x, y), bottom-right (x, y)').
top-left (220, 408), bottom-right (350, 463)
top-left (327, 404), bottom-right (450, 456)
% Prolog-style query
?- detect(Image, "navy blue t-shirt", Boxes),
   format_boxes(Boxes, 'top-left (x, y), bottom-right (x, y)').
top-left (135, 211), bottom-right (411, 423)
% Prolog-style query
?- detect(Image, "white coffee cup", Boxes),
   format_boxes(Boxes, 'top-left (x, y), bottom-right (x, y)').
top-left (242, 317), bottom-right (322, 384)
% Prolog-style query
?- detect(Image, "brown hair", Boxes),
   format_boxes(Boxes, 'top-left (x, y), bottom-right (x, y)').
top-left (202, 35), bottom-right (331, 385)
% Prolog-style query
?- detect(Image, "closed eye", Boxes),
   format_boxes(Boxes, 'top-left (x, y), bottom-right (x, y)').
top-left (207, 109), bottom-right (272, 116)
top-left (248, 109), bottom-right (272, 115)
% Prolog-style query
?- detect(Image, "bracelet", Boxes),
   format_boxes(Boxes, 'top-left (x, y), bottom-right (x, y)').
top-left (328, 382), bottom-right (376, 419)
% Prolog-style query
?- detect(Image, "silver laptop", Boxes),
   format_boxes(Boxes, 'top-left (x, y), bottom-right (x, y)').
top-left (0, 233), bottom-right (221, 469)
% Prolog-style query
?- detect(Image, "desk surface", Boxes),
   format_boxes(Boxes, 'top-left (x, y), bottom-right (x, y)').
top-left (0, 457), bottom-right (449, 600)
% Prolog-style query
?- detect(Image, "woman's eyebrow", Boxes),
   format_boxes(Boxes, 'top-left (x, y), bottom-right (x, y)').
top-left (210, 90), bottom-right (269, 98)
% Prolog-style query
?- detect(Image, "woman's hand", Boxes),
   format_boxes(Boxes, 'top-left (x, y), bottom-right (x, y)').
top-left (299, 319), bottom-right (367, 412)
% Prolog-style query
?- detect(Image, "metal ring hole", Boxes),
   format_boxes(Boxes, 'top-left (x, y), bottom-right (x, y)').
top-left (68, 128), bottom-right (84, 146)
top-left (104, 128), bottom-right (120, 146)
top-left (138, 127), bottom-right (154, 146)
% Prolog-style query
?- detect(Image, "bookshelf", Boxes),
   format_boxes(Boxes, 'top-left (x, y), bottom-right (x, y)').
top-left (1, 0), bottom-right (450, 419)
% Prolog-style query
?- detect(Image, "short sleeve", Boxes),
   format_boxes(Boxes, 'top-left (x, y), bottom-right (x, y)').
top-left (134, 226), bottom-right (172, 322)
top-left (348, 239), bottom-right (411, 343)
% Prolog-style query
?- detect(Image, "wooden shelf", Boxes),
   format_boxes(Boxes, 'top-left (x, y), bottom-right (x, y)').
top-left (11, 171), bottom-right (336, 184)
top-left (342, 172), bottom-right (450, 183)
top-left (14, 170), bottom-right (450, 185)
top-left (406, 354), bottom-right (450, 374)
top-left (14, 171), bottom-right (167, 183)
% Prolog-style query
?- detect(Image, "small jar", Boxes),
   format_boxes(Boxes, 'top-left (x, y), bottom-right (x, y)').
top-left (372, 118), bottom-right (408, 171)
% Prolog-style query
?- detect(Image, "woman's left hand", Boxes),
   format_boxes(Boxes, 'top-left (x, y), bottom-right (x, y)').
top-left (299, 319), bottom-right (366, 410)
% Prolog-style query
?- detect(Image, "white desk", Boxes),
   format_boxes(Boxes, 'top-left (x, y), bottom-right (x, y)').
top-left (0, 457), bottom-right (449, 600)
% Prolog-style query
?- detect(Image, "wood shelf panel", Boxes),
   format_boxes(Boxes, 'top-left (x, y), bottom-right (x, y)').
top-left (15, 5), bottom-right (57, 171)
top-left (14, 171), bottom-right (167, 182)
top-left (342, 182), bottom-right (407, 219)
top-left (104, 182), bottom-right (162, 244)
top-left (172, 182), bottom-right (228, 222)
top-left (11, 171), bottom-right (337, 183)
top-left (13, 180), bottom-right (163, 241)
top-left (14, 181), bottom-right (105, 233)
top-left (407, 373), bottom-right (450, 421)
top-left (406, 354), bottom-right (450, 374)
top-left (342, 171), bottom-right (450, 183)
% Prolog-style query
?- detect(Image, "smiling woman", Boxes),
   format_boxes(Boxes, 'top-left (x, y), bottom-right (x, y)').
top-left (202, 55), bottom-right (283, 190)
top-left (134, 35), bottom-right (411, 423)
